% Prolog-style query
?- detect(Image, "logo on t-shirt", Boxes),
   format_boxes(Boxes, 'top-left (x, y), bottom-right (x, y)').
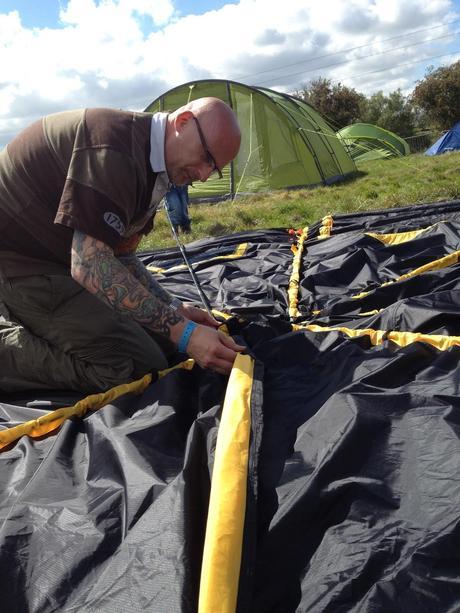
top-left (104, 212), bottom-right (125, 235)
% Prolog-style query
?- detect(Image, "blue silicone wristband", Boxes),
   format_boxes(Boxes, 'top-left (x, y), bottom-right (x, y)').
top-left (178, 321), bottom-right (198, 353)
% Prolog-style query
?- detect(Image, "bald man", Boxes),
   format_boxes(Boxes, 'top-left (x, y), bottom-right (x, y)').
top-left (0, 98), bottom-right (244, 393)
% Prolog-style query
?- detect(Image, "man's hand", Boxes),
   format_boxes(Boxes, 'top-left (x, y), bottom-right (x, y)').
top-left (71, 230), bottom-right (244, 375)
top-left (179, 303), bottom-right (220, 328)
top-left (186, 325), bottom-right (246, 375)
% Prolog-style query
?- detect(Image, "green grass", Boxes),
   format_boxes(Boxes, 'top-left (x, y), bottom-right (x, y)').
top-left (140, 152), bottom-right (460, 251)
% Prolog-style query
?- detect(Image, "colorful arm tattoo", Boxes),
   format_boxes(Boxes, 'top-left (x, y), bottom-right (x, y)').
top-left (71, 231), bottom-right (183, 338)
top-left (117, 253), bottom-right (174, 304)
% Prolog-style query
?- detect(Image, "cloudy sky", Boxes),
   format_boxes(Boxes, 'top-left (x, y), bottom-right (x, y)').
top-left (1, 0), bottom-right (459, 148)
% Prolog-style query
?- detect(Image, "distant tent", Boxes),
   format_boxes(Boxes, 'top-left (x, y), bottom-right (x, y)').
top-left (337, 123), bottom-right (410, 163)
top-left (144, 79), bottom-right (356, 201)
top-left (425, 122), bottom-right (460, 156)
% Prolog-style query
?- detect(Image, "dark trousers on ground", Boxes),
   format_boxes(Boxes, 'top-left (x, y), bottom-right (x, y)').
top-left (0, 275), bottom-right (172, 393)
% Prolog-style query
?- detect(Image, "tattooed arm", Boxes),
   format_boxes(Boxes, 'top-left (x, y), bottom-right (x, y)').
top-left (116, 253), bottom-right (174, 305)
top-left (117, 252), bottom-right (220, 329)
top-left (71, 230), bottom-right (245, 374)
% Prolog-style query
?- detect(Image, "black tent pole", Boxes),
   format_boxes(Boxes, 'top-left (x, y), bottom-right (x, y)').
top-left (163, 201), bottom-right (214, 318)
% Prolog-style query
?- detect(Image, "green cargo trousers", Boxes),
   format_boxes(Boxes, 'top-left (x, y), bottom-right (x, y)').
top-left (0, 275), bottom-right (172, 393)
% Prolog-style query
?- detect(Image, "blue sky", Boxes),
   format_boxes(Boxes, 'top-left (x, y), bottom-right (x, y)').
top-left (0, 0), bottom-right (232, 27)
top-left (0, 0), bottom-right (459, 148)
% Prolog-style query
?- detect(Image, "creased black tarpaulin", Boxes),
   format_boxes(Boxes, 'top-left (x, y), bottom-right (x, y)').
top-left (0, 366), bottom-right (229, 612)
top-left (1, 199), bottom-right (460, 612)
top-left (144, 228), bottom-right (293, 318)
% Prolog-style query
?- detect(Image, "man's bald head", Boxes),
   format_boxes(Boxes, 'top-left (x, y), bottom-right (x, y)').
top-left (164, 97), bottom-right (241, 186)
top-left (180, 97), bottom-right (241, 166)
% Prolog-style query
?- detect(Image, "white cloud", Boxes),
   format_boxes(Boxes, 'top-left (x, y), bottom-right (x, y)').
top-left (60, 0), bottom-right (175, 29)
top-left (0, 0), bottom-right (458, 148)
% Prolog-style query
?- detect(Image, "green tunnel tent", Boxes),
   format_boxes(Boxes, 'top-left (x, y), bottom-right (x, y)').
top-left (337, 122), bottom-right (410, 163)
top-left (145, 79), bottom-right (356, 201)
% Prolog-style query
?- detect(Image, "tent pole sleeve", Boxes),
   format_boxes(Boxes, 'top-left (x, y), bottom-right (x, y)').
top-left (198, 353), bottom-right (254, 613)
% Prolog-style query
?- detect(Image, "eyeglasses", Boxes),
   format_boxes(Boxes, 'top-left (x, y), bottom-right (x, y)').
top-left (192, 115), bottom-right (223, 179)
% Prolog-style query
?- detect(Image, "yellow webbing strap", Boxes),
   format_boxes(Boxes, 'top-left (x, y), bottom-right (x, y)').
top-left (0, 359), bottom-right (195, 451)
top-left (318, 214), bottom-right (333, 239)
top-left (288, 226), bottom-right (309, 319)
top-left (198, 353), bottom-right (254, 613)
top-left (352, 249), bottom-right (460, 300)
top-left (147, 243), bottom-right (248, 274)
top-left (292, 323), bottom-right (460, 351)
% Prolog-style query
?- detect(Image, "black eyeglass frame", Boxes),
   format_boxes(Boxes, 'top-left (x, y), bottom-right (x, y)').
top-left (192, 116), bottom-right (223, 179)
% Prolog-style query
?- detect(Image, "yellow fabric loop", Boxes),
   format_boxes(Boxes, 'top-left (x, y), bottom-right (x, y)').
top-left (147, 243), bottom-right (248, 274)
top-left (318, 214), bottom-right (333, 239)
top-left (198, 353), bottom-right (254, 613)
top-left (352, 249), bottom-right (460, 300)
top-left (292, 323), bottom-right (460, 351)
top-left (288, 226), bottom-right (309, 319)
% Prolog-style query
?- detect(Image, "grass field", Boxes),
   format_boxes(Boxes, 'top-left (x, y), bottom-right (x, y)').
top-left (140, 151), bottom-right (460, 251)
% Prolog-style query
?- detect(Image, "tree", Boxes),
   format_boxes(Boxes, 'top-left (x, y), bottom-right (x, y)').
top-left (360, 89), bottom-right (416, 137)
top-left (294, 78), bottom-right (365, 129)
top-left (411, 61), bottom-right (460, 130)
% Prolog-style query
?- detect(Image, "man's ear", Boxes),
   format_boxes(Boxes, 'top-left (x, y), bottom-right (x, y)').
top-left (174, 110), bottom-right (194, 133)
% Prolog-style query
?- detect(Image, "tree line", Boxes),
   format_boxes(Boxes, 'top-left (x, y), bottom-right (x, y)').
top-left (293, 60), bottom-right (460, 138)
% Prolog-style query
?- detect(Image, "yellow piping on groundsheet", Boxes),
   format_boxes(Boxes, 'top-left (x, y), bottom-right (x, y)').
top-left (288, 226), bottom-right (309, 319)
top-left (285, 223), bottom-right (459, 322)
top-left (292, 323), bottom-right (460, 351)
top-left (147, 243), bottom-right (248, 274)
top-left (198, 353), bottom-right (254, 613)
top-left (365, 221), bottom-right (445, 246)
top-left (352, 249), bottom-right (460, 300)
top-left (0, 359), bottom-right (195, 450)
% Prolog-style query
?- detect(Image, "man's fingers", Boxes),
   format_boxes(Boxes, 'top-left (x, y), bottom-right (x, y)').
top-left (200, 340), bottom-right (244, 374)
top-left (204, 351), bottom-right (239, 374)
top-left (182, 304), bottom-right (219, 328)
top-left (201, 312), bottom-right (220, 327)
top-left (216, 344), bottom-right (240, 363)
top-left (210, 359), bottom-right (235, 375)
top-left (218, 331), bottom-right (246, 352)
top-left (186, 325), bottom-right (246, 375)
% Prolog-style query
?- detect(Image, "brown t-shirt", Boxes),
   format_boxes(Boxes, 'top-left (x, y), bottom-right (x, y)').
top-left (0, 108), bottom-right (159, 279)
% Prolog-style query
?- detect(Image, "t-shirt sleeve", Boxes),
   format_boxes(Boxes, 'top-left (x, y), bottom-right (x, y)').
top-left (54, 123), bottom-right (139, 249)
